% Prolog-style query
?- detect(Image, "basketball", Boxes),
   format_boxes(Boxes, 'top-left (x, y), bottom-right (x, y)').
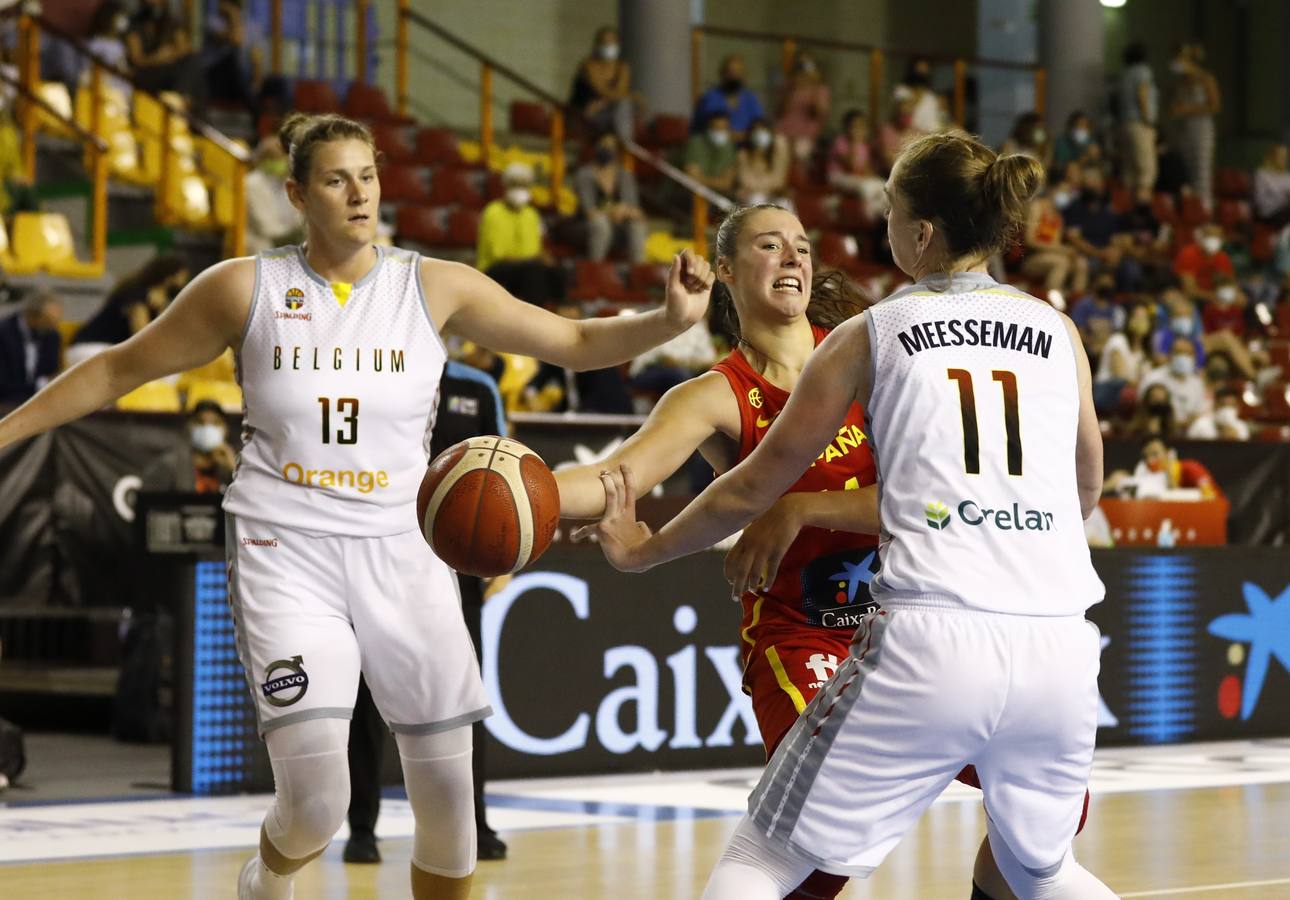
top-left (417, 435), bottom-right (561, 576)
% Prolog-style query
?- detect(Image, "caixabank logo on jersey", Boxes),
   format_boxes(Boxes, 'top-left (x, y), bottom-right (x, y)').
top-left (261, 655), bottom-right (309, 707)
top-left (800, 549), bottom-right (880, 629)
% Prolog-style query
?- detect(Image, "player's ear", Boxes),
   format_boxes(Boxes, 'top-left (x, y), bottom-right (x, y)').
top-left (716, 255), bottom-right (734, 285)
top-left (285, 178), bottom-right (305, 211)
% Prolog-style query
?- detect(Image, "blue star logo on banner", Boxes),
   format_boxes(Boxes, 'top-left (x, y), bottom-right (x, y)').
top-left (829, 551), bottom-right (876, 604)
top-left (1207, 582), bottom-right (1290, 720)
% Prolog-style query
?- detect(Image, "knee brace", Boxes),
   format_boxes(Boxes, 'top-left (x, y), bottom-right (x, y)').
top-left (702, 815), bottom-right (817, 900)
top-left (396, 726), bottom-right (476, 878)
top-left (263, 718), bottom-right (351, 861)
top-left (986, 818), bottom-right (1117, 900)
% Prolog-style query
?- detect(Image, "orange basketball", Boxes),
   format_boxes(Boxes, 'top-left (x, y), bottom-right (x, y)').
top-left (417, 436), bottom-right (560, 577)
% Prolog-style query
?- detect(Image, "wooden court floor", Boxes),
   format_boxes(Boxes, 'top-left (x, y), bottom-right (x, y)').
top-left (4, 782), bottom-right (1288, 899)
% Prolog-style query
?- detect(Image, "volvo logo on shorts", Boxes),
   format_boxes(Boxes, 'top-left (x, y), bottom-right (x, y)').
top-left (262, 655), bottom-right (309, 707)
top-left (284, 287), bottom-right (305, 310)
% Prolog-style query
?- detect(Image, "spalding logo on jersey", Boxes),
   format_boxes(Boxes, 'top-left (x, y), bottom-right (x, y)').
top-left (800, 549), bottom-right (880, 629)
top-left (284, 287), bottom-right (305, 310)
top-left (262, 655), bottom-right (309, 707)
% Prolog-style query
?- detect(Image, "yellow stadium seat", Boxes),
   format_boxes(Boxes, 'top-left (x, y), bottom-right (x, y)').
top-left (35, 82), bottom-right (76, 138)
top-left (184, 378), bottom-right (243, 412)
top-left (10, 212), bottom-right (102, 277)
top-left (197, 136), bottom-right (249, 228)
top-left (180, 349), bottom-right (237, 385)
top-left (457, 139), bottom-right (482, 164)
top-left (170, 170), bottom-right (212, 226)
top-left (496, 353), bottom-right (540, 412)
top-left (0, 215), bottom-right (40, 275)
top-left (117, 380), bottom-right (182, 413)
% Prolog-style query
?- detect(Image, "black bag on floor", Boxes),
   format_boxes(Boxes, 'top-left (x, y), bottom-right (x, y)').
top-left (112, 612), bottom-right (172, 743)
top-left (0, 717), bottom-right (25, 785)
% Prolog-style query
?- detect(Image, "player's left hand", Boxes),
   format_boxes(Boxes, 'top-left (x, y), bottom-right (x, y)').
top-left (663, 248), bottom-right (715, 331)
top-left (572, 464), bottom-right (654, 572)
top-left (723, 494), bottom-right (803, 601)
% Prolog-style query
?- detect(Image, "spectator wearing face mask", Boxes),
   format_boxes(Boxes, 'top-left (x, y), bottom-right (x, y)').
top-left (1124, 382), bottom-right (1177, 438)
top-left (1002, 112), bottom-right (1051, 168)
top-left (1133, 437), bottom-right (1220, 498)
top-left (1253, 143), bottom-right (1290, 227)
top-left (570, 26), bottom-right (638, 140)
top-left (691, 55), bottom-right (765, 139)
top-left (1187, 385), bottom-right (1250, 440)
top-left (566, 133), bottom-right (647, 264)
top-left (1020, 183), bottom-right (1089, 297)
top-left (1168, 42), bottom-right (1220, 211)
top-left (476, 163), bottom-right (565, 305)
top-left (775, 51), bottom-right (830, 161)
top-left (141, 400), bottom-right (236, 494)
top-left (69, 255), bottom-right (189, 367)
top-left (735, 118), bottom-right (790, 207)
top-left (1175, 224), bottom-right (1233, 302)
top-left (0, 291), bottom-right (63, 405)
top-left (892, 56), bottom-right (943, 135)
top-left (1052, 111), bottom-right (1101, 172)
top-left (827, 109), bottom-right (886, 218)
top-left (683, 111), bottom-right (737, 194)
top-left (1119, 41), bottom-right (1159, 205)
top-left (244, 136), bottom-right (302, 253)
top-left (1094, 301), bottom-right (1153, 414)
top-left (1151, 289), bottom-right (1205, 360)
top-left (1140, 336), bottom-right (1210, 429)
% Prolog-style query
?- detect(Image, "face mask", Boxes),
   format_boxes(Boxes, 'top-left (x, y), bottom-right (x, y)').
top-left (721, 78), bottom-right (744, 94)
top-left (798, 59), bottom-right (817, 75)
top-left (708, 129), bottom-right (730, 147)
top-left (1216, 406), bottom-right (1240, 427)
top-left (751, 129), bottom-right (772, 149)
top-left (1216, 285), bottom-right (1237, 304)
top-left (598, 43), bottom-right (619, 61)
top-left (1201, 236), bottom-right (1223, 255)
top-left (261, 158), bottom-right (288, 179)
top-left (505, 187), bottom-right (530, 207)
top-left (114, 15), bottom-right (128, 33)
top-left (190, 423), bottom-right (225, 453)
top-left (1145, 455), bottom-right (1167, 472)
top-left (1171, 316), bottom-right (1194, 335)
top-left (1071, 128), bottom-right (1090, 144)
top-left (1032, 128), bottom-right (1047, 145)
top-left (1170, 354), bottom-right (1196, 377)
top-left (1052, 190), bottom-right (1074, 209)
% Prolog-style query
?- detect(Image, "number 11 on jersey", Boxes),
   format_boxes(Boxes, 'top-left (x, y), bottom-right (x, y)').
top-left (947, 369), bottom-right (1022, 476)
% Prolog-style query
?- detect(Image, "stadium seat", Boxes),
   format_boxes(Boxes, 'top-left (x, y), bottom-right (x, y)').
top-left (1179, 194), bottom-right (1211, 227)
top-left (1278, 300), bottom-right (1290, 335)
top-left (816, 231), bottom-right (862, 275)
top-left (1268, 341), bottom-right (1290, 373)
top-left (1110, 184), bottom-right (1134, 215)
top-left (184, 378), bottom-right (243, 412)
top-left (415, 127), bottom-right (463, 166)
top-left (1254, 424), bottom-right (1290, 441)
top-left (0, 215), bottom-right (39, 275)
top-left (569, 260), bottom-right (629, 302)
top-left (445, 207), bottom-right (481, 248)
top-left (1251, 223), bottom-right (1276, 263)
top-left (1217, 199), bottom-right (1251, 230)
top-left (343, 83), bottom-right (412, 124)
top-left (372, 123), bottom-right (418, 163)
top-left (294, 79), bottom-right (340, 113)
top-left (429, 168), bottom-right (485, 208)
top-left (395, 205), bottom-right (448, 246)
top-left (793, 193), bottom-right (832, 230)
top-left (379, 163), bottom-right (433, 203)
top-left (10, 212), bottom-right (102, 277)
top-left (116, 380), bottom-right (182, 412)
top-left (35, 81), bottom-right (75, 138)
top-left (834, 196), bottom-right (871, 232)
top-left (509, 100), bottom-right (552, 135)
top-left (1151, 192), bottom-right (1177, 225)
top-left (1217, 167), bottom-right (1251, 199)
top-left (1257, 382), bottom-right (1290, 422)
top-left (628, 262), bottom-right (669, 295)
top-left (648, 114), bottom-right (690, 148)
top-left (180, 350), bottom-right (237, 386)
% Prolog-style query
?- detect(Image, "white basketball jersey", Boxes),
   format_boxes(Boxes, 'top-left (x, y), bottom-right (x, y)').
top-left (865, 272), bottom-right (1104, 615)
top-left (223, 245), bottom-right (446, 536)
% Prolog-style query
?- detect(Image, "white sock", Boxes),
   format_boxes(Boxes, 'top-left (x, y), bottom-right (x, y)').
top-left (246, 855), bottom-right (294, 900)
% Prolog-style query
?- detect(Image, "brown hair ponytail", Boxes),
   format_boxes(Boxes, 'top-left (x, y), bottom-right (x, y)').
top-left (277, 112), bottom-right (378, 184)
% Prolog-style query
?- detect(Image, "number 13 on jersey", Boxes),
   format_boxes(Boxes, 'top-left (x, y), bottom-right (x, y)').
top-left (318, 396), bottom-right (359, 444)
top-left (947, 369), bottom-right (1022, 476)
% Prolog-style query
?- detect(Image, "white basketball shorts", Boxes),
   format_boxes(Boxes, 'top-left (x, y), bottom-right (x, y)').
top-left (225, 515), bottom-right (492, 736)
top-left (748, 605), bottom-right (1101, 878)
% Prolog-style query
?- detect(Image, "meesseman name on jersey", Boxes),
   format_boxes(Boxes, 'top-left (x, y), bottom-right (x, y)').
top-left (897, 318), bottom-right (1054, 359)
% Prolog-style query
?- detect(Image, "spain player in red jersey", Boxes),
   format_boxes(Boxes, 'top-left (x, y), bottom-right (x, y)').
top-left (558, 204), bottom-right (1037, 900)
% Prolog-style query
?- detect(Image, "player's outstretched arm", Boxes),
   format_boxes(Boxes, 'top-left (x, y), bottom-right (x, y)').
top-left (594, 317), bottom-right (871, 572)
top-left (557, 372), bottom-right (733, 519)
top-left (0, 259), bottom-right (253, 451)
top-left (1061, 314), bottom-right (1104, 518)
top-left (426, 250), bottom-right (713, 372)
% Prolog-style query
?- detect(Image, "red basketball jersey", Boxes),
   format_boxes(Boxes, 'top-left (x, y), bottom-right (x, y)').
top-left (709, 325), bottom-right (880, 652)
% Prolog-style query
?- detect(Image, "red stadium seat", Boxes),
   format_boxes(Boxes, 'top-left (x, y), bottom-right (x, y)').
top-left (793, 193), bottom-right (831, 230)
top-left (1217, 199), bottom-right (1252, 230)
top-left (294, 79), bottom-right (340, 113)
top-left (628, 262), bottom-right (669, 294)
top-left (343, 83), bottom-right (413, 124)
top-left (446, 207), bottom-right (481, 248)
top-left (396, 205), bottom-right (447, 246)
top-left (510, 101), bottom-right (552, 135)
top-left (1268, 341), bottom-right (1290, 372)
top-left (1259, 382), bottom-right (1290, 423)
top-left (429, 168), bottom-right (484, 208)
top-left (415, 128), bottom-right (463, 166)
top-left (816, 231), bottom-right (862, 275)
top-left (1110, 184), bottom-right (1134, 215)
top-left (569, 260), bottom-right (628, 301)
top-left (1278, 300), bottom-right (1290, 335)
top-left (371, 123), bottom-right (417, 163)
top-left (1179, 194), bottom-right (1211, 227)
top-left (834, 196), bottom-right (871, 232)
top-left (1217, 167), bottom-right (1251, 199)
top-left (379, 163), bottom-right (432, 203)
top-left (1254, 424), bottom-right (1290, 441)
top-left (648, 115), bottom-right (690, 148)
top-left (1151, 192), bottom-right (1177, 225)
top-left (1251, 223), bottom-right (1277, 264)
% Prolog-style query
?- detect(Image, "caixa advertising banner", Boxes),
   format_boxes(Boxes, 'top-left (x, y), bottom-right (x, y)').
top-left (475, 547), bottom-right (1290, 778)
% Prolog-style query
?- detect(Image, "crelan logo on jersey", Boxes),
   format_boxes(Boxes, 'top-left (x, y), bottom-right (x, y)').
top-left (925, 501), bottom-right (951, 530)
top-left (284, 287), bottom-right (305, 310)
top-left (926, 498), bottom-right (1055, 532)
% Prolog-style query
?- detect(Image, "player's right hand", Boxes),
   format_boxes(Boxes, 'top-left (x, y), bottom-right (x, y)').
top-left (723, 494), bottom-right (803, 601)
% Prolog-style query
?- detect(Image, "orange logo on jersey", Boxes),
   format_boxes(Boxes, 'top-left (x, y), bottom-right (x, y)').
top-left (284, 287), bottom-right (305, 310)
top-left (747, 387), bottom-right (764, 409)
